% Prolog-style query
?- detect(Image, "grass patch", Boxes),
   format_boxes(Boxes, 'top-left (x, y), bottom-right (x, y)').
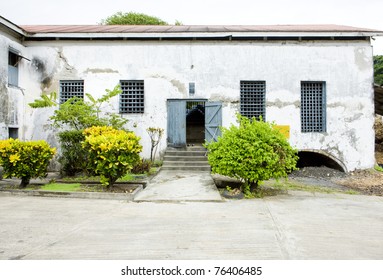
top-left (26, 183), bottom-right (82, 192)
top-left (117, 173), bottom-right (135, 181)
top-left (274, 181), bottom-right (336, 194)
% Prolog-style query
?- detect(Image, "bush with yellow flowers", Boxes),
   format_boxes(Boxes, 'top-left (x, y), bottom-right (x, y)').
top-left (82, 126), bottom-right (142, 189)
top-left (0, 139), bottom-right (56, 188)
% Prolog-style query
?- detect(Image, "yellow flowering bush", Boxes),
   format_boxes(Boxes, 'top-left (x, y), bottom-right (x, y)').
top-left (82, 126), bottom-right (142, 188)
top-left (0, 139), bottom-right (56, 188)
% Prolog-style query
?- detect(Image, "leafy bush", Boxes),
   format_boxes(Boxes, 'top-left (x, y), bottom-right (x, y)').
top-left (0, 139), bottom-right (56, 188)
top-left (29, 86), bottom-right (129, 176)
top-left (131, 158), bottom-right (152, 174)
top-left (57, 130), bottom-right (88, 176)
top-left (205, 115), bottom-right (298, 196)
top-left (83, 126), bottom-right (142, 188)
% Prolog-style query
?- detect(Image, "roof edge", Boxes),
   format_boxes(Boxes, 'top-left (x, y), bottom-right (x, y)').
top-left (0, 16), bottom-right (26, 37)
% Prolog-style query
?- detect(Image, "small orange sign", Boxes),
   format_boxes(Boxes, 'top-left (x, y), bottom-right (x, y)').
top-left (274, 125), bottom-right (290, 139)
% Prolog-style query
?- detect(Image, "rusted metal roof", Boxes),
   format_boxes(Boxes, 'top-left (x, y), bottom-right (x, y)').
top-left (20, 24), bottom-right (382, 34)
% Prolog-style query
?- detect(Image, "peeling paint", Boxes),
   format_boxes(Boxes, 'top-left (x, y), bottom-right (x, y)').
top-left (84, 68), bottom-right (119, 74)
top-left (170, 79), bottom-right (187, 94)
top-left (266, 98), bottom-right (300, 108)
top-left (57, 49), bottom-right (74, 71)
top-left (0, 69), bottom-right (9, 125)
top-left (344, 113), bottom-right (363, 122)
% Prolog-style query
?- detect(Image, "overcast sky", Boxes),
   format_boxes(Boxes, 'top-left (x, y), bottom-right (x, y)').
top-left (1, 0), bottom-right (382, 54)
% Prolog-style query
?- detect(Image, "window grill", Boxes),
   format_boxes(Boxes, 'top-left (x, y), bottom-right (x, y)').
top-left (59, 80), bottom-right (84, 104)
top-left (240, 81), bottom-right (266, 119)
top-left (301, 81), bottom-right (326, 132)
top-left (120, 80), bottom-right (144, 114)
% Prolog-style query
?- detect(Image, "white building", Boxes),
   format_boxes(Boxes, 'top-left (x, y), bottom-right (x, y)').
top-left (1, 16), bottom-right (382, 172)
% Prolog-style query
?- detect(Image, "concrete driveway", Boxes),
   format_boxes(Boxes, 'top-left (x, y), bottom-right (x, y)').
top-left (0, 191), bottom-right (382, 260)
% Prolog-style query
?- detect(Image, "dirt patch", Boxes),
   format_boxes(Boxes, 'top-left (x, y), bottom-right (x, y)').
top-left (213, 166), bottom-right (383, 197)
top-left (335, 170), bottom-right (383, 196)
top-left (291, 166), bottom-right (383, 196)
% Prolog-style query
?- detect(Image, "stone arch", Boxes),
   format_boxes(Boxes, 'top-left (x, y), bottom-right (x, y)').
top-left (297, 149), bottom-right (347, 172)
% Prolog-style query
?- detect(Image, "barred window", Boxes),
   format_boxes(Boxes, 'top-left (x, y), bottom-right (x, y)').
top-left (240, 81), bottom-right (266, 119)
top-left (301, 81), bottom-right (326, 132)
top-left (59, 80), bottom-right (84, 104)
top-left (120, 80), bottom-right (144, 114)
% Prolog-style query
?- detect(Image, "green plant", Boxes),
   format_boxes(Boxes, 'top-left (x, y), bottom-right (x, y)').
top-left (374, 165), bottom-right (383, 172)
top-left (0, 139), bottom-right (56, 188)
top-left (205, 115), bottom-right (298, 196)
top-left (82, 126), bottom-right (142, 189)
top-left (131, 158), bottom-right (152, 174)
top-left (57, 130), bottom-right (89, 176)
top-left (29, 85), bottom-right (128, 176)
top-left (146, 127), bottom-right (164, 162)
top-left (50, 85), bottom-right (126, 130)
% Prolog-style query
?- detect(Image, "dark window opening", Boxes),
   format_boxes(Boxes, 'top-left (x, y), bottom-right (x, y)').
top-left (240, 80), bottom-right (266, 120)
top-left (8, 128), bottom-right (18, 139)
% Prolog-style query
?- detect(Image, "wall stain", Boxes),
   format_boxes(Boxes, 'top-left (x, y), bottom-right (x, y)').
top-left (266, 99), bottom-right (300, 108)
top-left (170, 79), bottom-right (187, 94)
top-left (31, 57), bottom-right (53, 90)
top-left (57, 49), bottom-right (74, 71)
top-left (84, 68), bottom-right (119, 74)
top-left (354, 48), bottom-right (371, 71)
top-left (0, 70), bottom-right (9, 124)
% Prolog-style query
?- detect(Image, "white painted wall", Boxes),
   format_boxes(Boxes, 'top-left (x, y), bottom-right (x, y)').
top-left (18, 39), bottom-right (374, 171)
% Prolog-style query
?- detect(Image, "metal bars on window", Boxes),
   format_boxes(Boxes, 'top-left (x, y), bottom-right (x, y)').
top-left (240, 81), bottom-right (266, 119)
top-left (120, 80), bottom-right (145, 114)
top-left (59, 80), bottom-right (84, 104)
top-left (301, 81), bottom-right (326, 132)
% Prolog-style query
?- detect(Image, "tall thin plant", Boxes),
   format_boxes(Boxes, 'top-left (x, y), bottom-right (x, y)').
top-left (146, 127), bottom-right (164, 162)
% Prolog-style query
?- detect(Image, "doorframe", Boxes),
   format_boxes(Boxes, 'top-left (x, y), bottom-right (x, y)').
top-left (167, 98), bottom-right (208, 147)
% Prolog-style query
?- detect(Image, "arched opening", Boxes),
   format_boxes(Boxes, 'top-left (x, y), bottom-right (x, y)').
top-left (186, 102), bottom-right (205, 144)
top-left (297, 150), bottom-right (346, 172)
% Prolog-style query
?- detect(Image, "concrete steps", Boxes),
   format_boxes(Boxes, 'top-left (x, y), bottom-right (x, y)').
top-left (162, 145), bottom-right (211, 171)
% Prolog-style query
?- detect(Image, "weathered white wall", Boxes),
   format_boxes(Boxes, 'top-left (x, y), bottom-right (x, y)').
top-left (0, 30), bottom-right (26, 140)
top-left (20, 39), bottom-right (375, 171)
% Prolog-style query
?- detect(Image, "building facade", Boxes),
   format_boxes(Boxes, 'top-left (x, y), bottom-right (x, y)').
top-left (1, 17), bottom-right (382, 172)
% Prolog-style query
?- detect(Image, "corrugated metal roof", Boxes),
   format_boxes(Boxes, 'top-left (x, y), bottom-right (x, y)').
top-left (20, 24), bottom-right (382, 34)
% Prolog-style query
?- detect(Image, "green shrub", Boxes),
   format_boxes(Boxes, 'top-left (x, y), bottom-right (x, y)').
top-left (82, 126), bottom-right (142, 189)
top-left (57, 130), bottom-right (88, 176)
top-left (131, 158), bottom-right (152, 174)
top-left (0, 139), bottom-right (56, 188)
top-left (205, 115), bottom-right (298, 196)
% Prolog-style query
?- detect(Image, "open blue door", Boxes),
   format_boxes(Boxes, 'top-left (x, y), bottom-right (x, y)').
top-left (205, 102), bottom-right (222, 142)
top-left (167, 100), bottom-right (186, 147)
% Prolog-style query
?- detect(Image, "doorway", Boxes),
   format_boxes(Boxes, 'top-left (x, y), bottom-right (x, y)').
top-left (186, 101), bottom-right (205, 144)
top-left (167, 99), bottom-right (222, 147)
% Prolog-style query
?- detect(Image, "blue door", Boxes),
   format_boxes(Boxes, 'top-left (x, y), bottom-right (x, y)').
top-left (205, 102), bottom-right (222, 142)
top-left (167, 100), bottom-right (186, 147)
